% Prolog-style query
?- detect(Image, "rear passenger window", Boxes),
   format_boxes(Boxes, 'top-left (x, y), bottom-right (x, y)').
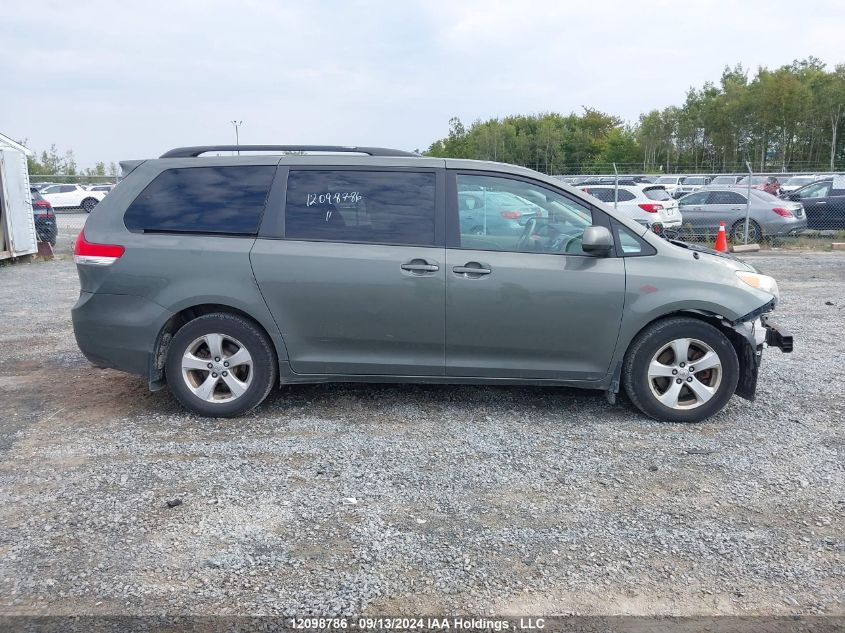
top-left (284, 170), bottom-right (436, 246)
top-left (586, 189), bottom-right (614, 202)
top-left (124, 166), bottom-right (275, 235)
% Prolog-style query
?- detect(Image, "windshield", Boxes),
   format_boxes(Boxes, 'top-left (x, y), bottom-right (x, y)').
top-left (655, 176), bottom-right (678, 184)
top-left (737, 176), bottom-right (767, 185)
top-left (683, 177), bottom-right (707, 185)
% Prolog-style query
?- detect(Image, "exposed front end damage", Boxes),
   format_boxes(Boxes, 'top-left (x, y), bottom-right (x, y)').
top-left (723, 304), bottom-right (793, 401)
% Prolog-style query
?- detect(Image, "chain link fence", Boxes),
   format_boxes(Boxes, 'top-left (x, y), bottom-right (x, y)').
top-left (561, 168), bottom-right (845, 248)
top-left (35, 169), bottom-right (845, 257)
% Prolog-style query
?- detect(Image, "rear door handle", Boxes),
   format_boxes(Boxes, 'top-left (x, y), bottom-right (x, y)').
top-left (453, 263), bottom-right (491, 276)
top-left (401, 259), bottom-right (439, 274)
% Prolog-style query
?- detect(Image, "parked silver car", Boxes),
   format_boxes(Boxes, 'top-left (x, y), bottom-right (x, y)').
top-left (677, 188), bottom-right (807, 241)
top-left (71, 145), bottom-right (793, 423)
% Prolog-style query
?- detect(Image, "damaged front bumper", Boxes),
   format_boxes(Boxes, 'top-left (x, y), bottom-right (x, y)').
top-left (728, 314), bottom-right (793, 401)
top-left (763, 318), bottom-right (793, 353)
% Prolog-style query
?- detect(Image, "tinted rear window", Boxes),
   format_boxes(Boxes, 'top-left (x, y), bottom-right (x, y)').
top-left (644, 187), bottom-right (672, 201)
top-left (284, 170), bottom-right (436, 246)
top-left (124, 166), bottom-right (275, 234)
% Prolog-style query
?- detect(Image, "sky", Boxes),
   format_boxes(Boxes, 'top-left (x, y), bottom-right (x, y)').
top-left (2, 0), bottom-right (844, 169)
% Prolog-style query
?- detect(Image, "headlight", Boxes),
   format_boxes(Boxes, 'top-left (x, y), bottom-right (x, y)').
top-left (736, 271), bottom-right (779, 299)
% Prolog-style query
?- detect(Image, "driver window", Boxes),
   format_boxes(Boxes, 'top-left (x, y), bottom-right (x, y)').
top-left (456, 174), bottom-right (594, 255)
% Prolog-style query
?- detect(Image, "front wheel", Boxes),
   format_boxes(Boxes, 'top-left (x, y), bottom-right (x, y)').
top-left (622, 317), bottom-right (739, 422)
top-left (165, 313), bottom-right (277, 417)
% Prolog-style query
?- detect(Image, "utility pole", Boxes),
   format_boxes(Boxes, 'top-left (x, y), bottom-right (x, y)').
top-left (231, 120), bottom-right (243, 155)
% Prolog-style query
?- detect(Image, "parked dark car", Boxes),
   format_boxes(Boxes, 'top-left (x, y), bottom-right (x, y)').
top-left (30, 187), bottom-right (57, 245)
top-left (781, 179), bottom-right (845, 229)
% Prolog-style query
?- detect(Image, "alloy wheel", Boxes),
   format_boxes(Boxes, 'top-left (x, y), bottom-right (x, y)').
top-left (181, 333), bottom-right (253, 403)
top-left (647, 338), bottom-right (722, 410)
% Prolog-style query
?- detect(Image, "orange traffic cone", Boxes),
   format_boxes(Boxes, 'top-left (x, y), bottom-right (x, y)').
top-left (714, 221), bottom-right (728, 252)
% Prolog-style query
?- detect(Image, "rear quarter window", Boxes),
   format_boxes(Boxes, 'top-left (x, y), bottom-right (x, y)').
top-left (124, 166), bottom-right (275, 234)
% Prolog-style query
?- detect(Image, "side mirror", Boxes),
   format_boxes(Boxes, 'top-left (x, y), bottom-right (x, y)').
top-left (582, 225), bottom-right (614, 255)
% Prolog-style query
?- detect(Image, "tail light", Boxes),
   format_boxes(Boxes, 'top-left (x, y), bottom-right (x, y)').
top-left (33, 200), bottom-right (53, 216)
top-left (771, 207), bottom-right (794, 218)
top-left (73, 230), bottom-right (124, 266)
top-left (500, 211), bottom-right (523, 219)
top-left (651, 222), bottom-right (664, 234)
top-left (638, 203), bottom-right (664, 213)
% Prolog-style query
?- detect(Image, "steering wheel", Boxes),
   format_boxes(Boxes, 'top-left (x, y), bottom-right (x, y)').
top-left (564, 236), bottom-right (583, 254)
top-left (516, 218), bottom-right (537, 250)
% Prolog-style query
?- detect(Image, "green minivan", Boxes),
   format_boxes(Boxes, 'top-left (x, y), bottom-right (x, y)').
top-left (72, 145), bottom-right (792, 422)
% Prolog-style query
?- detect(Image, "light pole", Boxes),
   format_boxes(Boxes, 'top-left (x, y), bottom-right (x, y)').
top-left (231, 120), bottom-right (242, 155)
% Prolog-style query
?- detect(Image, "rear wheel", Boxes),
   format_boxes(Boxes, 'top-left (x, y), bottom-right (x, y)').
top-left (730, 219), bottom-right (762, 244)
top-left (622, 317), bottom-right (739, 423)
top-left (165, 313), bottom-right (277, 417)
top-left (81, 197), bottom-right (98, 213)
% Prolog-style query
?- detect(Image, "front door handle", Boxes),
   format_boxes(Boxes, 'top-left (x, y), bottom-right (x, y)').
top-left (453, 263), bottom-right (491, 276)
top-left (401, 259), bottom-right (439, 274)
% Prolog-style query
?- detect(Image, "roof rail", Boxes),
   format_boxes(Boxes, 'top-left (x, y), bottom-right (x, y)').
top-left (160, 145), bottom-right (419, 158)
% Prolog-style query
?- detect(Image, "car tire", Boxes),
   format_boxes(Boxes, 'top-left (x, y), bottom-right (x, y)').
top-left (730, 219), bottom-right (762, 244)
top-left (165, 313), bottom-right (277, 418)
top-left (81, 198), bottom-right (98, 213)
top-left (622, 317), bottom-right (739, 423)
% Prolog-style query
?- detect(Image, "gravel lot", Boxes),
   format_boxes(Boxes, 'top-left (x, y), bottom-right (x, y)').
top-left (0, 222), bottom-right (843, 616)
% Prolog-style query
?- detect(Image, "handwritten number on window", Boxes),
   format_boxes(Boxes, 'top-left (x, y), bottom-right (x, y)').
top-left (306, 192), bottom-right (363, 207)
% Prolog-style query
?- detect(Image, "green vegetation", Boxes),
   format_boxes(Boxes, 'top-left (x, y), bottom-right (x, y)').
top-left (23, 143), bottom-right (117, 183)
top-left (426, 58), bottom-right (845, 175)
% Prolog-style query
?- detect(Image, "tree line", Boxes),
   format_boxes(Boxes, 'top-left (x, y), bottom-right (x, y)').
top-left (25, 144), bottom-right (118, 183)
top-left (425, 58), bottom-right (845, 175)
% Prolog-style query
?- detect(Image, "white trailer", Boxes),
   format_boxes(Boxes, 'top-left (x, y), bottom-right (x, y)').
top-left (0, 133), bottom-right (37, 260)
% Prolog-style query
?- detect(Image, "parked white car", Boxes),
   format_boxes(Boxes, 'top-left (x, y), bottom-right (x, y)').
top-left (652, 175), bottom-right (685, 197)
top-left (675, 175), bottom-right (712, 196)
top-left (581, 184), bottom-right (682, 229)
top-left (86, 184), bottom-right (115, 193)
top-left (707, 175), bottom-right (744, 187)
top-left (40, 184), bottom-right (106, 212)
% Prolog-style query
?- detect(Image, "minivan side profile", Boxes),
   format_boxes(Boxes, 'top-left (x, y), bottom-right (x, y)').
top-left (72, 145), bottom-right (793, 423)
